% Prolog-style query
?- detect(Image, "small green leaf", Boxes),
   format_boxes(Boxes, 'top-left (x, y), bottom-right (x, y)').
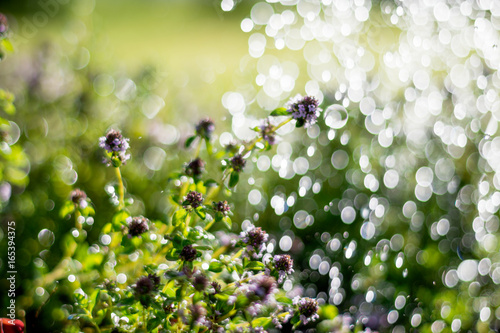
top-left (208, 261), bottom-right (224, 273)
top-left (222, 216), bottom-right (232, 229)
top-left (229, 172), bottom-right (239, 187)
top-left (252, 317), bottom-right (272, 328)
top-left (195, 206), bottom-right (206, 220)
top-left (1, 39), bottom-right (14, 52)
top-left (60, 201), bottom-right (75, 218)
top-left (319, 304), bottom-right (338, 320)
top-left (276, 296), bottom-right (293, 305)
top-left (295, 118), bottom-right (305, 128)
top-left (270, 107), bottom-right (289, 116)
top-left (245, 261), bottom-right (265, 271)
top-left (172, 209), bottom-right (188, 227)
top-left (185, 135), bottom-right (197, 148)
top-left (165, 248), bottom-right (179, 261)
top-left (204, 179), bottom-right (218, 187)
top-left (112, 210), bottom-right (130, 228)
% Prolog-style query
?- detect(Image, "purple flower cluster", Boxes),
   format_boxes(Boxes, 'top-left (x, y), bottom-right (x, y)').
top-left (195, 118), bottom-right (215, 140)
top-left (273, 254), bottom-right (294, 283)
top-left (70, 188), bottom-right (88, 209)
top-left (99, 129), bottom-right (131, 165)
top-left (179, 244), bottom-right (197, 262)
top-left (185, 158), bottom-right (205, 178)
top-left (260, 120), bottom-right (276, 145)
top-left (127, 216), bottom-right (149, 237)
top-left (287, 95), bottom-right (321, 127)
top-left (0, 14), bottom-right (8, 36)
top-left (240, 225), bottom-right (269, 258)
top-left (230, 154), bottom-right (246, 173)
top-left (183, 191), bottom-right (204, 209)
top-left (134, 274), bottom-right (160, 306)
top-left (247, 275), bottom-right (277, 302)
top-left (293, 297), bottom-right (319, 325)
top-left (213, 200), bottom-right (231, 215)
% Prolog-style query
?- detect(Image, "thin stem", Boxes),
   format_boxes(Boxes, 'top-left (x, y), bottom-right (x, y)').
top-left (115, 167), bottom-right (125, 210)
top-left (195, 138), bottom-right (203, 158)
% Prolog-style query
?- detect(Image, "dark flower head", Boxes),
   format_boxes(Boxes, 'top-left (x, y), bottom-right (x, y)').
top-left (183, 191), bottom-right (204, 209)
top-left (260, 120), bottom-right (276, 145)
top-left (241, 226), bottom-right (268, 258)
top-left (99, 129), bottom-right (131, 166)
top-left (287, 95), bottom-right (321, 127)
top-left (273, 254), bottom-right (294, 283)
top-left (210, 281), bottom-right (221, 294)
top-left (99, 129), bottom-right (130, 153)
top-left (230, 154), bottom-right (246, 173)
top-left (192, 274), bottom-right (209, 291)
top-left (294, 297), bottom-right (319, 325)
top-left (189, 304), bottom-right (208, 326)
top-left (195, 118), bottom-right (215, 140)
top-left (0, 14), bottom-right (8, 36)
top-left (148, 273), bottom-right (161, 290)
top-left (134, 275), bottom-right (159, 307)
top-left (213, 200), bottom-right (231, 215)
top-left (134, 276), bottom-right (155, 296)
top-left (127, 216), bottom-right (149, 237)
top-left (102, 279), bottom-right (117, 291)
top-left (70, 189), bottom-right (88, 209)
top-left (179, 244), bottom-right (197, 262)
top-left (185, 158), bottom-right (205, 178)
top-left (248, 275), bottom-right (277, 302)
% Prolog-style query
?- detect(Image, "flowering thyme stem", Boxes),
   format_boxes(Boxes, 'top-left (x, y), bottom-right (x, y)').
top-left (115, 167), bottom-right (125, 210)
top-left (195, 138), bottom-right (203, 158)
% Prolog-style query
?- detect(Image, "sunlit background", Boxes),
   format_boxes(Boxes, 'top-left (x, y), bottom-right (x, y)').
top-left (1, 0), bottom-right (500, 332)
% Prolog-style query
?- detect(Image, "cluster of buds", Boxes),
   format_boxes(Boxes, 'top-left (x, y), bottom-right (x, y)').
top-left (240, 225), bottom-right (269, 258)
top-left (195, 118), bottom-right (215, 141)
top-left (126, 216), bottom-right (149, 237)
top-left (70, 189), bottom-right (89, 209)
top-left (294, 297), bottom-right (320, 325)
top-left (287, 95), bottom-right (321, 127)
top-left (260, 120), bottom-right (276, 146)
top-left (99, 129), bottom-right (131, 166)
top-left (183, 191), bottom-right (204, 209)
top-left (213, 200), bottom-right (231, 216)
top-left (0, 14), bottom-right (8, 37)
top-left (134, 274), bottom-right (161, 306)
top-left (273, 254), bottom-right (294, 283)
top-left (185, 157), bottom-right (205, 178)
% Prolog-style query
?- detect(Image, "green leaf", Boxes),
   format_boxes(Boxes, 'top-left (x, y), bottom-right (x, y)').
top-left (172, 209), bottom-right (188, 227)
top-left (60, 201), bottom-right (75, 218)
top-left (112, 210), bottom-right (130, 228)
top-left (165, 248), bottom-right (179, 261)
top-left (245, 261), bottom-right (265, 271)
top-left (147, 316), bottom-right (162, 331)
top-left (185, 135), bottom-right (197, 148)
top-left (208, 261), bottom-right (224, 273)
top-left (276, 296), bottom-right (293, 305)
top-left (1, 39), bottom-right (13, 52)
top-left (222, 216), bottom-right (232, 229)
top-left (270, 107), bottom-right (289, 116)
top-left (204, 179), bottom-right (218, 187)
top-left (195, 206), bottom-right (206, 220)
top-left (319, 304), bottom-right (338, 320)
top-left (229, 172), bottom-right (239, 187)
top-left (252, 317), bottom-right (272, 328)
top-left (295, 118), bottom-right (305, 128)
